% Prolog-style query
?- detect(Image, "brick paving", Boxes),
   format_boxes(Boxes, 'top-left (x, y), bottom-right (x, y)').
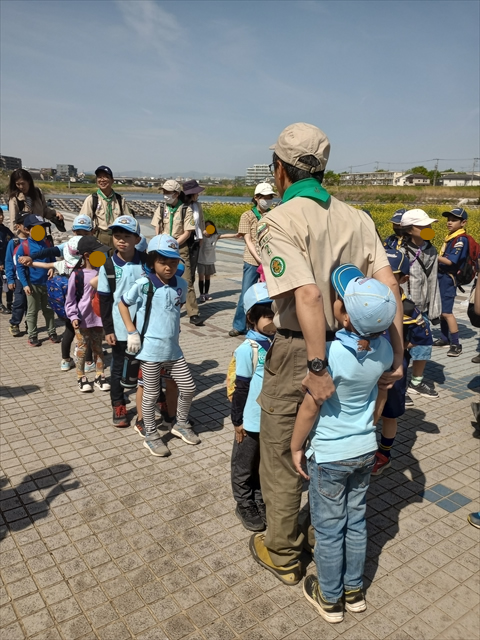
top-left (1, 247), bottom-right (479, 640)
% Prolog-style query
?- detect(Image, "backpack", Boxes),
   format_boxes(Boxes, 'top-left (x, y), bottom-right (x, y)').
top-left (90, 192), bottom-right (129, 229)
top-left (46, 275), bottom-right (69, 318)
top-left (226, 339), bottom-right (259, 402)
top-left (91, 253), bottom-right (148, 317)
top-left (455, 234), bottom-right (480, 291)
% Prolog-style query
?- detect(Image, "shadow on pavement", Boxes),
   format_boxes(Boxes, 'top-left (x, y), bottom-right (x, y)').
top-left (0, 384), bottom-right (40, 398)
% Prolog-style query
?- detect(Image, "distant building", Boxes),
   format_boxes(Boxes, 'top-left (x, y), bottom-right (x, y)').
top-left (40, 168), bottom-right (57, 179)
top-left (395, 173), bottom-right (431, 186)
top-left (246, 164), bottom-right (271, 185)
top-left (439, 173), bottom-right (480, 187)
top-left (56, 164), bottom-right (78, 179)
top-left (0, 155), bottom-right (22, 171)
top-left (339, 171), bottom-right (403, 186)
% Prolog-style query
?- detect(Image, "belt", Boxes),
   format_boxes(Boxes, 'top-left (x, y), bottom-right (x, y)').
top-left (277, 328), bottom-right (336, 342)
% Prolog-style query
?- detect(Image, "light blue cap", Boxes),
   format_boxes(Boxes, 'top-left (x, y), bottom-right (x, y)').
top-left (109, 215), bottom-right (140, 236)
top-left (331, 264), bottom-right (397, 336)
top-left (175, 262), bottom-right (185, 277)
top-left (243, 282), bottom-right (272, 315)
top-left (135, 234), bottom-right (147, 253)
top-left (147, 234), bottom-right (182, 260)
top-left (72, 214), bottom-right (93, 231)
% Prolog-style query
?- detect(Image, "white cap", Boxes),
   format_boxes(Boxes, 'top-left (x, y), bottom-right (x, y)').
top-left (254, 182), bottom-right (277, 196)
top-left (161, 179), bottom-right (182, 193)
top-left (400, 209), bottom-right (438, 227)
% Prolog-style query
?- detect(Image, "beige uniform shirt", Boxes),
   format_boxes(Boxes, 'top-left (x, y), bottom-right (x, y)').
top-left (151, 203), bottom-right (195, 240)
top-left (238, 209), bottom-right (262, 266)
top-left (257, 195), bottom-right (390, 332)
top-left (79, 193), bottom-right (131, 231)
top-left (9, 190), bottom-right (57, 230)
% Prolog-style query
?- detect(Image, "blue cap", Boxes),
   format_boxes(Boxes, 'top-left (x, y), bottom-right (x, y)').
top-left (331, 264), bottom-right (397, 336)
top-left (109, 215), bottom-right (140, 236)
top-left (243, 282), bottom-right (272, 315)
top-left (386, 249), bottom-right (410, 275)
top-left (23, 214), bottom-right (50, 228)
top-left (442, 208), bottom-right (468, 220)
top-left (147, 234), bottom-right (182, 259)
top-left (72, 214), bottom-right (93, 231)
top-left (95, 165), bottom-right (113, 178)
top-left (390, 208), bottom-right (407, 224)
top-left (175, 262), bottom-right (185, 277)
top-left (135, 234), bottom-right (148, 252)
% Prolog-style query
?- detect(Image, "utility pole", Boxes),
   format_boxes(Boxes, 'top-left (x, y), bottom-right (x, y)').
top-left (432, 159), bottom-right (439, 186)
top-left (472, 158), bottom-right (479, 185)
top-left (374, 161), bottom-right (379, 172)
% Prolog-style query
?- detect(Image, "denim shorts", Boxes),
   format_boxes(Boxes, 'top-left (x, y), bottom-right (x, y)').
top-left (409, 344), bottom-right (432, 361)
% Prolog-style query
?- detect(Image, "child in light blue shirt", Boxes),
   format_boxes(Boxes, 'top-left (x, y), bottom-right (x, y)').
top-left (291, 265), bottom-right (396, 624)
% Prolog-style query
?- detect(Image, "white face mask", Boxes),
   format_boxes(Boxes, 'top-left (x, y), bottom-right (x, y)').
top-left (258, 198), bottom-right (272, 211)
top-left (164, 194), bottom-right (177, 205)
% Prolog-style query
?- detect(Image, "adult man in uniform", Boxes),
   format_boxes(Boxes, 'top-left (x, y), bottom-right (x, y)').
top-left (80, 166), bottom-right (132, 249)
top-left (249, 123), bottom-right (404, 585)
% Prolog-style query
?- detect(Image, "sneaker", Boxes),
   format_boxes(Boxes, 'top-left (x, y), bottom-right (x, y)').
top-left (447, 344), bottom-right (462, 357)
top-left (249, 533), bottom-right (301, 586)
top-left (0, 304), bottom-right (8, 314)
top-left (467, 512), bottom-right (480, 529)
top-left (60, 358), bottom-right (75, 371)
top-left (9, 324), bottom-right (20, 337)
top-left (6, 304), bottom-right (12, 313)
top-left (112, 404), bottom-right (129, 428)
top-left (256, 501), bottom-right (267, 527)
top-left (472, 353), bottom-right (480, 364)
top-left (433, 338), bottom-right (449, 347)
top-left (408, 381), bottom-right (439, 398)
top-left (303, 575), bottom-right (344, 623)
top-left (404, 393), bottom-right (414, 407)
top-left (235, 504), bottom-right (265, 532)
top-left (171, 422), bottom-right (201, 445)
top-left (344, 587), bottom-right (366, 613)
top-left (143, 435), bottom-right (170, 457)
top-left (78, 377), bottom-right (93, 393)
top-left (371, 451), bottom-right (391, 476)
top-left (189, 315), bottom-right (204, 326)
top-left (162, 415), bottom-right (175, 430)
top-left (134, 418), bottom-right (145, 437)
top-left (94, 375), bottom-right (111, 391)
top-left (228, 329), bottom-right (241, 337)
top-left (85, 361), bottom-right (96, 373)
top-left (204, 294), bottom-right (213, 301)
top-left (198, 295), bottom-right (206, 303)
top-left (27, 336), bottom-right (41, 347)
top-left (48, 333), bottom-right (62, 344)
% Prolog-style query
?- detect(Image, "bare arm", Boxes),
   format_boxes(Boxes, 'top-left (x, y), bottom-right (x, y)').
top-left (177, 229), bottom-right (192, 246)
top-left (218, 232), bottom-right (241, 239)
top-left (291, 392), bottom-right (319, 480)
top-left (244, 234), bottom-right (261, 265)
top-left (118, 300), bottom-right (137, 334)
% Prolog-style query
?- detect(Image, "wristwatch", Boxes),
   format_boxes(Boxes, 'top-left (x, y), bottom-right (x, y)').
top-left (307, 357), bottom-right (329, 373)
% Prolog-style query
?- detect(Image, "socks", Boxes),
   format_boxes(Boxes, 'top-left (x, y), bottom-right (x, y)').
top-left (450, 332), bottom-right (460, 345)
top-left (199, 281), bottom-right (205, 295)
top-left (204, 279), bottom-right (210, 294)
top-left (440, 318), bottom-right (449, 342)
top-left (379, 435), bottom-right (395, 458)
top-left (411, 375), bottom-right (423, 387)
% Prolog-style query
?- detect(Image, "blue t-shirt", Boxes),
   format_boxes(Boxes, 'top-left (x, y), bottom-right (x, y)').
top-left (97, 251), bottom-right (146, 341)
top-left (234, 330), bottom-right (272, 433)
top-left (306, 334), bottom-right (393, 464)
top-left (122, 273), bottom-right (187, 363)
top-left (439, 233), bottom-right (469, 274)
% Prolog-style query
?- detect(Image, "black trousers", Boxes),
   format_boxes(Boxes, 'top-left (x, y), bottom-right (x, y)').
top-left (231, 430), bottom-right (264, 508)
top-left (110, 340), bottom-right (127, 406)
top-left (10, 279), bottom-right (26, 326)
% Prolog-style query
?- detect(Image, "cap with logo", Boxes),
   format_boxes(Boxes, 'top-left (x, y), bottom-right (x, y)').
top-left (390, 208), bottom-right (407, 224)
top-left (108, 215), bottom-right (140, 236)
top-left (183, 180), bottom-right (205, 195)
top-left (270, 122), bottom-right (330, 173)
top-left (23, 214), bottom-right (50, 228)
top-left (386, 249), bottom-right (410, 275)
top-left (77, 236), bottom-right (110, 255)
top-left (95, 166), bottom-right (114, 179)
top-left (72, 215), bottom-right (93, 231)
top-left (441, 208), bottom-right (468, 221)
top-left (400, 209), bottom-right (438, 227)
top-left (161, 179), bottom-right (182, 193)
top-left (254, 182), bottom-right (277, 196)
top-left (147, 234), bottom-right (182, 260)
top-left (243, 282), bottom-right (272, 315)
top-left (331, 264), bottom-right (397, 336)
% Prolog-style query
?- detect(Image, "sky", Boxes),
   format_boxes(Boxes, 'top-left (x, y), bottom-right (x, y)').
top-left (1, 0), bottom-right (479, 176)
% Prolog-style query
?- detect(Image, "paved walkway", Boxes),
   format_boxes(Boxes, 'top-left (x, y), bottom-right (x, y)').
top-left (1, 250), bottom-right (479, 640)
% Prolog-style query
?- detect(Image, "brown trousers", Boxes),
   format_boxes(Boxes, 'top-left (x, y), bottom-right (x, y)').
top-left (95, 228), bottom-right (114, 251)
top-left (179, 244), bottom-right (199, 318)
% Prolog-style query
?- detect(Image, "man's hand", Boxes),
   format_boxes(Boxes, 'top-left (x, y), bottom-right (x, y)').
top-left (72, 319), bottom-right (80, 330)
top-left (19, 256), bottom-right (33, 266)
top-left (24, 286), bottom-right (31, 296)
top-left (291, 447), bottom-right (309, 480)
top-left (234, 425), bottom-right (246, 444)
top-left (301, 370), bottom-right (335, 406)
top-left (378, 363), bottom-right (403, 390)
top-left (8, 283), bottom-right (15, 291)
top-left (105, 333), bottom-right (117, 346)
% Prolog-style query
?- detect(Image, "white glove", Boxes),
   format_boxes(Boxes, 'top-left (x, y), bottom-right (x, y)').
top-left (127, 331), bottom-right (142, 354)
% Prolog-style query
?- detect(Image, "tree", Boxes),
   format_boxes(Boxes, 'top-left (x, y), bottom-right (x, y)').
top-left (407, 166), bottom-right (430, 176)
top-left (323, 170), bottom-right (340, 186)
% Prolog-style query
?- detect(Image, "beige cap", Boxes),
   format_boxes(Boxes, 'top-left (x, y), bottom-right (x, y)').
top-left (270, 122), bottom-right (330, 172)
top-left (254, 182), bottom-right (277, 196)
top-left (400, 209), bottom-right (438, 227)
top-left (162, 179), bottom-right (182, 193)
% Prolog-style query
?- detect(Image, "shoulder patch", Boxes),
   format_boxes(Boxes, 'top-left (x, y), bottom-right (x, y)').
top-left (270, 256), bottom-right (286, 278)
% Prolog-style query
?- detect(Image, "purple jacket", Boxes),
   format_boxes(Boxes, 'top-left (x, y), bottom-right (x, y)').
top-left (65, 268), bottom-right (103, 328)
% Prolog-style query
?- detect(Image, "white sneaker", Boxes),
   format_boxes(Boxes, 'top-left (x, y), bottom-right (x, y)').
top-left (78, 377), bottom-right (93, 393)
top-left (60, 358), bottom-right (75, 371)
top-left (85, 361), bottom-right (96, 373)
top-left (94, 375), bottom-right (110, 391)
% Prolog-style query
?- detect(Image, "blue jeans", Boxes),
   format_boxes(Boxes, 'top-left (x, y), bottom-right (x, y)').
top-left (232, 262), bottom-right (260, 333)
top-left (308, 451), bottom-right (376, 603)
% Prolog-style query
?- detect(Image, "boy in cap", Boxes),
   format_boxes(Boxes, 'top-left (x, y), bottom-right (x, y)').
top-left (383, 208), bottom-right (407, 250)
top-left (290, 266), bottom-right (396, 623)
top-left (434, 208), bottom-right (470, 357)
top-left (399, 209), bottom-right (441, 400)
top-left (79, 166), bottom-right (131, 248)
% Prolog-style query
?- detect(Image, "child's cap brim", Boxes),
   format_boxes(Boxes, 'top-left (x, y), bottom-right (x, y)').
top-left (154, 249), bottom-right (184, 261)
top-left (331, 264), bottom-right (365, 298)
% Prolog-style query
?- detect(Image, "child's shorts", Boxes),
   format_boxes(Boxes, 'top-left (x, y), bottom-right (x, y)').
top-left (438, 272), bottom-right (457, 314)
top-left (409, 344), bottom-right (432, 361)
top-left (382, 352), bottom-right (410, 419)
top-left (137, 366), bottom-right (173, 388)
top-left (197, 263), bottom-right (216, 276)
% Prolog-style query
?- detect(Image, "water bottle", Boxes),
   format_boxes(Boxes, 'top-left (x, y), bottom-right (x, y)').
top-left (120, 351), bottom-right (141, 388)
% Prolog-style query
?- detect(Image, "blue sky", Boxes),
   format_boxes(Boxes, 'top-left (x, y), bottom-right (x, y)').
top-left (1, 0), bottom-right (479, 176)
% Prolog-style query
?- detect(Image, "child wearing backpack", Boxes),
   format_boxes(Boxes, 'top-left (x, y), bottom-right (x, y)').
top-left (434, 208), bottom-right (472, 357)
top-left (229, 282), bottom-right (275, 532)
top-left (0, 209), bottom-right (15, 313)
top-left (5, 214), bottom-right (29, 336)
top-left (15, 215), bottom-right (61, 347)
top-left (118, 234), bottom-right (198, 457)
top-left (64, 236), bottom-right (110, 393)
top-left (197, 220), bottom-right (239, 302)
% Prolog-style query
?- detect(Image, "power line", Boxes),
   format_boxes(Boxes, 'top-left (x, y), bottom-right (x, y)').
top-left (339, 158), bottom-right (477, 172)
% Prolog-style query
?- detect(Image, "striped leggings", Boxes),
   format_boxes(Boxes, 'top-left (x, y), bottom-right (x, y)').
top-left (141, 357), bottom-right (196, 437)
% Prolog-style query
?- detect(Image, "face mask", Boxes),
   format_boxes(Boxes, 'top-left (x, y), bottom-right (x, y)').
top-left (258, 198), bottom-right (271, 211)
top-left (164, 194), bottom-right (176, 205)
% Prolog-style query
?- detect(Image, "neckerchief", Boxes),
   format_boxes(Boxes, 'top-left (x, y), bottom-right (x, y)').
top-left (246, 329), bottom-right (273, 353)
top-left (165, 201), bottom-right (182, 236)
top-left (252, 205), bottom-right (262, 221)
top-left (97, 189), bottom-right (115, 225)
top-left (335, 328), bottom-right (380, 363)
top-left (282, 178), bottom-right (330, 205)
top-left (440, 229), bottom-right (465, 257)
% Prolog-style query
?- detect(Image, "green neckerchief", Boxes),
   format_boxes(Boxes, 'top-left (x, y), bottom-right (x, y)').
top-left (97, 188), bottom-right (116, 225)
top-left (281, 178), bottom-right (330, 205)
top-left (166, 201), bottom-right (182, 236)
top-left (252, 205), bottom-right (262, 221)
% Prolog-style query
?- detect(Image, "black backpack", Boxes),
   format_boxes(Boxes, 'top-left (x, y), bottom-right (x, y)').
top-left (90, 192), bottom-right (133, 228)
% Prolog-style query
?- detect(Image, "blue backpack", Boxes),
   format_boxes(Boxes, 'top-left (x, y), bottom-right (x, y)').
top-left (46, 275), bottom-right (69, 319)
